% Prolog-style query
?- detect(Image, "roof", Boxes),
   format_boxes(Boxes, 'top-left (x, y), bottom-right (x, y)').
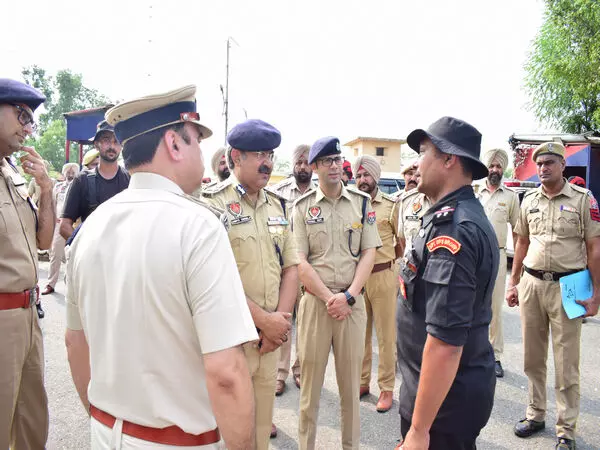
top-left (343, 136), bottom-right (407, 147)
top-left (63, 104), bottom-right (114, 118)
top-left (509, 132), bottom-right (600, 144)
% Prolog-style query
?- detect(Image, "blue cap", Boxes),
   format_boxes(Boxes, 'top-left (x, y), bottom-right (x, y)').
top-left (308, 136), bottom-right (341, 164)
top-left (227, 119), bottom-right (281, 151)
top-left (0, 78), bottom-right (46, 111)
top-left (92, 120), bottom-right (115, 142)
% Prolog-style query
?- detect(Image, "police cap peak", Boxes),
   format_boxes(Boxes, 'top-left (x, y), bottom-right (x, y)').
top-left (0, 78), bottom-right (46, 112)
top-left (105, 85), bottom-right (212, 146)
top-left (531, 141), bottom-right (565, 161)
top-left (309, 136), bottom-right (341, 164)
top-left (227, 119), bottom-right (281, 152)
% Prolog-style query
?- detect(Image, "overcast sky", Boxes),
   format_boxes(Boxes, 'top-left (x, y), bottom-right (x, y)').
top-left (1, 0), bottom-right (550, 167)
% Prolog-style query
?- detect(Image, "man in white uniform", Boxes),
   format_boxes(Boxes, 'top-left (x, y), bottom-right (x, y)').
top-left (65, 85), bottom-right (258, 450)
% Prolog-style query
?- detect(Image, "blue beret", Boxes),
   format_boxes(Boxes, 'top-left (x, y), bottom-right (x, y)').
top-left (227, 119), bottom-right (281, 151)
top-left (0, 78), bottom-right (46, 111)
top-left (308, 136), bottom-right (341, 164)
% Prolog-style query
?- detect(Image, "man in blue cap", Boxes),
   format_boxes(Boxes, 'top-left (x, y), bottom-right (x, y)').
top-left (396, 117), bottom-right (498, 450)
top-left (292, 136), bottom-right (381, 449)
top-left (0, 78), bottom-right (54, 449)
top-left (65, 85), bottom-right (258, 449)
top-left (204, 119), bottom-right (299, 449)
top-left (59, 120), bottom-right (130, 241)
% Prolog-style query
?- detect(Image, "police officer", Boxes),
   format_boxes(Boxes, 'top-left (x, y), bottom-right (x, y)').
top-left (507, 142), bottom-right (600, 450)
top-left (0, 78), bottom-right (54, 449)
top-left (204, 119), bottom-right (299, 449)
top-left (60, 120), bottom-right (129, 241)
top-left (212, 146), bottom-right (230, 182)
top-left (397, 117), bottom-right (498, 450)
top-left (65, 85), bottom-right (258, 449)
top-left (42, 162), bottom-right (80, 296)
top-left (82, 148), bottom-right (100, 171)
top-left (397, 174), bottom-right (432, 257)
top-left (477, 148), bottom-right (519, 378)
top-left (353, 155), bottom-right (400, 413)
top-left (293, 137), bottom-right (381, 450)
top-left (267, 144), bottom-right (317, 394)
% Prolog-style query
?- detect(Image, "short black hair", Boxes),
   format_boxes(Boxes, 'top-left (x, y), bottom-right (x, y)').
top-left (123, 123), bottom-right (190, 170)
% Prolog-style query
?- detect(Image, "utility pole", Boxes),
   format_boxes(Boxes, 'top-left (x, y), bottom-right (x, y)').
top-left (221, 37), bottom-right (239, 145)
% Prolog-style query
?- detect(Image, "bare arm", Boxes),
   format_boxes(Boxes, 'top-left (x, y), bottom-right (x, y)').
top-left (277, 265), bottom-right (298, 314)
top-left (36, 182), bottom-right (55, 250)
top-left (397, 237), bottom-right (406, 260)
top-left (402, 335), bottom-right (463, 448)
top-left (65, 328), bottom-right (91, 414)
top-left (576, 236), bottom-right (600, 317)
top-left (204, 346), bottom-right (256, 450)
top-left (506, 234), bottom-right (530, 307)
top-left (60, 218), bottom-right (75, 241)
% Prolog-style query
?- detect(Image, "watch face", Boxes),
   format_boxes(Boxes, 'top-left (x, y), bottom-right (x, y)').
top-left (348, 297), bottom-right (356, 306)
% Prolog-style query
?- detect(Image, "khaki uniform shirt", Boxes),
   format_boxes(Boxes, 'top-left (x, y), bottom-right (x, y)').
top-left (267, 176), bottom-right (317, 209)
top-left (515, 180), bottom-right (600, 272)
top-left (0, 158), bottom-right (38, 292)
top-left (477, 183), bottom-right (519, 248)
top-left (66, 173), bottom-right (257, 433)
top-left (292, 184), bottom-right (382, 290)
top-left (54, 180), bottom-right (72, 217)
top-left (204, 176), bottom-right (300, 311)
top-left (371, 189), bottom-right (399, 264)
top-left (397, 189), bottom-right (431, 252)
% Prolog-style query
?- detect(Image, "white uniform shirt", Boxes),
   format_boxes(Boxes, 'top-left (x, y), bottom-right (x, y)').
top-left (66, 172), bottom-right (257, 434)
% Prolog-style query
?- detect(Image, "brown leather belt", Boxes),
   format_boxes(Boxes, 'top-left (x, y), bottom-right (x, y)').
top-left (90, 405), bottom-right (220, 446)
top-left (524, 266), bottom-right (582, 282)
top-left (0, 288), bottom-right (38, 310)
top-left (372, 261), bottom-right (392, 274)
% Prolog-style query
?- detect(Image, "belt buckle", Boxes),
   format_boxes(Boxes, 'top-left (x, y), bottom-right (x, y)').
top-left (542, 272), bottom-right (554, 282)
top-left (27, 287), bottom-right (38, 307)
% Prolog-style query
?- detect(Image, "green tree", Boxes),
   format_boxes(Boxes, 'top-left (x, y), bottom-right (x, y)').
top-left (525, 0), bottom-right (600, 133)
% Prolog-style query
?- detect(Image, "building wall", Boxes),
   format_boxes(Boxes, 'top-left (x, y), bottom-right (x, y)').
top-left (349, 140), bottom-right (403, 172)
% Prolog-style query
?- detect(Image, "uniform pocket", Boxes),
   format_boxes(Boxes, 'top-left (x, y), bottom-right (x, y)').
top-left (492, 207), bottom-right (508, 223)
top-left (555, 212), bottom-right (580, 238)
top-left (422, 255), bottom-right (455, 285)
top-left (307, 224), bottom-right (329, 254)
top-left (229, 226), bottom-right (258, 264)
top-left (0, 201), bottom-right (20, 236)
top-left (527, 212), bottom-right (544, 235)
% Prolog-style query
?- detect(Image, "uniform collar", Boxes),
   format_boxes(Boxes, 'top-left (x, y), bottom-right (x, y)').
top-left (372, 188), bottom-right (383, 203)
top-left (480, 181), bottom-right (506, 194)
top-left (315, 182), bottom-right (352, 203)
top-left (538, 178), bottom-right (574, 199)
top-left (128, 172), bottom-right (184, 195)
top-left (228, 175), bottom-right (270, 206)
top-left (289, 176), bottom-right (317, 195)
top-left (423, 185), bottom-right (475, 224)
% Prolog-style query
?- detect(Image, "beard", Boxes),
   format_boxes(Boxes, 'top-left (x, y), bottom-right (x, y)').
top-left (294, 170), bottom-right (311, 184)
top-left (100, 148), bottom-right (119, 163)
top-left (218, 167), bottom-right (230, 181)
top-left (488, 172), bottom-right (502, 186)
top-left (358, 181), bottom-right (376, 195)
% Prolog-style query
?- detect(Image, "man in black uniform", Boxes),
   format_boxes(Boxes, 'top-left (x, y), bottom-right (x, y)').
top-left (396, 117), bottom-right (499, 450)
top-left (60, 121), bottom-right (129, 240)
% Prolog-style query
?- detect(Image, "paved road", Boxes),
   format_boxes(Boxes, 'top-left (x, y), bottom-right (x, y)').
top-left (38, 262), bottom-right (599, 449)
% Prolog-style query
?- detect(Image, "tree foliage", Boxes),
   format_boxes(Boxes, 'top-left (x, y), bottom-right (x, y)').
top-left (20, 66), bottom-right (110, 170)
top-left (525, 0), bottom-right (600, 133)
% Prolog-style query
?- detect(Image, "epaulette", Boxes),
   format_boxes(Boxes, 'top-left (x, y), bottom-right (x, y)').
top-left (294, 189), bottom-right (317, 205)
top-left (201, 178), bottom-right (233, 196)
top-left (272, 176), bottom-right (294, 189)
top-left (569, 183), bottom-right (591, 196)
top-left (348, 187), bottom-right (370, 199)
top-left (181, 194), bottom-right (230, 230)
top-left (265, 188), bottom-right (285, 202)
top-left (399, 188), bottom-right (419, 202)
top-left (381, 192), bottom-right (396, 203)
top-left (523, 188), bottom-right (539, 198)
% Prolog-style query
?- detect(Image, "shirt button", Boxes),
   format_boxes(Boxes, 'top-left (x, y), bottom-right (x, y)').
top-left (419, 229), bottom-right (425, 237)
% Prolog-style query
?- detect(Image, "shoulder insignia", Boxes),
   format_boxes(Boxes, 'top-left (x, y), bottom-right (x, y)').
top-left (381, 192), bottom-right (396, 203)
top-left (201, 178), bottom-right (233, 196)
top-left (399, 188), bottom-right (419, 202)
top-left (182, 194), bottom-right (230, 230)
top-left (432, 203), bottom-right (456, 224)
top-left (295, 189), bottom-right (317, 205)
top-left (367, 210), bottom-right (376, 224)
top-left (426, 235), bottom-right (461, 254)
top-left (569, 183), bottom-right (590, 195)
top-left (348, 187), bottom-right (370, 198)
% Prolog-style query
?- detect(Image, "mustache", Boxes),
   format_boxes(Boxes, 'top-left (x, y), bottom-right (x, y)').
top-left (258, 165), bottom-right (272, 175)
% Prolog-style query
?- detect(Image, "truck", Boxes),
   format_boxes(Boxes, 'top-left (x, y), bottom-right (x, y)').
top-left (504, 133), bottom-right (600, 259)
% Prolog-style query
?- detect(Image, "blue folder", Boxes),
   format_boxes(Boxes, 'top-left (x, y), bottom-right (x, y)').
top-left (559, 270), bottom-right (592, 319)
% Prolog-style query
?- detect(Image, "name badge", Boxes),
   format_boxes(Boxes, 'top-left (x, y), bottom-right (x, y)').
top-left (267, 216), bottom-right (289, 226)
top-left (231, 216), bottom-right (252, 225)
top-left (529, 208), bottom-right (540, 214)
top-left (306, 218), bottom-right (324, 225)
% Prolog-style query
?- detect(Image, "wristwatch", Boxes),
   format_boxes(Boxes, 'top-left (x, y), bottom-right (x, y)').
top-left (344, 290), bottom-right (356, 307)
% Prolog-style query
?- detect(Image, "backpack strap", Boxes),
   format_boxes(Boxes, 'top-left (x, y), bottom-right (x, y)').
top-left (86, 171), bottom-right (98, 214)
top-left (361, 196), bottom-right (367, 225)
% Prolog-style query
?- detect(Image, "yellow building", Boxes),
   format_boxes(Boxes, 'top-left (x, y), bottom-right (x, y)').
top-left (343, 137), bottom-right (406, 172)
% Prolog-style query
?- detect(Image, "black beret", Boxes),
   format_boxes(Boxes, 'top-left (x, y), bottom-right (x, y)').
top-left (0, 78), bottom-right (46, 111)
top-left (227, 119), bottom-right (281, 151)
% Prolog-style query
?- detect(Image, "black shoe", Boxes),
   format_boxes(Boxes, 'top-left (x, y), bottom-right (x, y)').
top-left (514, 418), bottom-right (545, 438)
top-left (495, 360), bottom-right (504, 378)
top-left (556, 437), bottom-right (576, 449)
top-left (36, 303), bottom-right (45, 319)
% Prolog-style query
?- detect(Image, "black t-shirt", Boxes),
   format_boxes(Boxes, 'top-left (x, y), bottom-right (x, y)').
top-left (397, 185), bottom-right (499, 438)
top-left (61, 166), bottom-right (130, 222)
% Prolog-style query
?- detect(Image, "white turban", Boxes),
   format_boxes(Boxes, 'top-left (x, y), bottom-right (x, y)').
top-left (211, 147), bottom-right (226, 174)
top-left (483, 148), bottom-right (509, 171)
top-left (62, 163), bottom-right (80, 176)
top-left (292, 144), bottom-right (310, 165)
top-left (352, 155), bottom-right (381, 183)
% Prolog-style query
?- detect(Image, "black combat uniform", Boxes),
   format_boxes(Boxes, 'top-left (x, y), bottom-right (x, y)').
top-left (397, 185), bottom-right (499, 449)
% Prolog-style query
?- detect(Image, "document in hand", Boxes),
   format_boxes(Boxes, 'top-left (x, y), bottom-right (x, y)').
top-left (559, 269), bottom-right (592, 319)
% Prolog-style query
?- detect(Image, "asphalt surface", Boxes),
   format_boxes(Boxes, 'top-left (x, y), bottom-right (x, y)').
top-left (38, 261), bottom-right (600, 449)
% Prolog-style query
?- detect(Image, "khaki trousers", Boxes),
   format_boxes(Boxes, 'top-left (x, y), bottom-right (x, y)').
top-left (297, 292), bottom-right (366, 450)
top-left (277, 286), bottom-right (301, 382)
top-left (47, 224), bottom-right (66, 288)
top-left (0, 306), bottom-right (48, 449)
top-left (360, 268), bottom-right (397, 392)
top-left (489, 248), bottom-right (506, 359)
top-left (520, 271), bottom-right (582, 440)
top-left (243, 343), bottom-right (279, 450)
